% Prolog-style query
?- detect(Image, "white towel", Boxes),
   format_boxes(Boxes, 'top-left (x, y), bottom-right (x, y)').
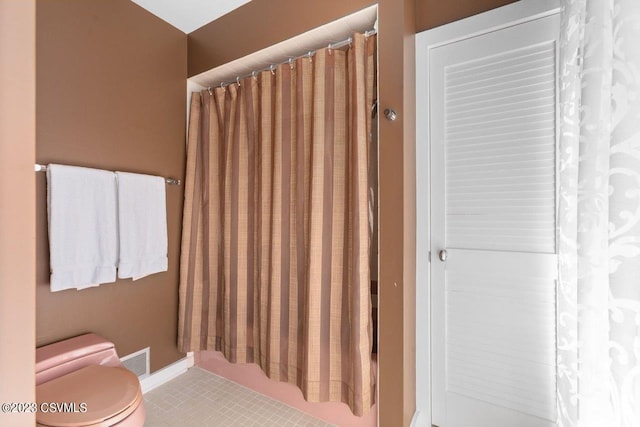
top-left (116, 172), bottom-right (168, 280)
top-left (47, 164), bottom-right (118, 291)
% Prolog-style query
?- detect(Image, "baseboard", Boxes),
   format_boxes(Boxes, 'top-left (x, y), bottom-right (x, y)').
top-left (140, 352), bottom-right (194, 394)
top-left (410, 410), bottom-right (431, 427)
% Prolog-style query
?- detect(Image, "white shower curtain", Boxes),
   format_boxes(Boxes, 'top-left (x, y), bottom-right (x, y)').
top-left (557, 0), bottom-right (640, 426)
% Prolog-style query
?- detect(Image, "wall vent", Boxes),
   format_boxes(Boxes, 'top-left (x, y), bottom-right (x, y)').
top-left (120, 347), bottom-right (150, 379)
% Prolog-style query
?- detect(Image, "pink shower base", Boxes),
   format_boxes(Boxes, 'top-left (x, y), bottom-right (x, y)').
top-left (196, 350), bottom-right (377, 427)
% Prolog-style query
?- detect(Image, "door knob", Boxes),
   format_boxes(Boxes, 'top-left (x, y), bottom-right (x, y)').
top-left (438, 249), bottom-right (448, 262)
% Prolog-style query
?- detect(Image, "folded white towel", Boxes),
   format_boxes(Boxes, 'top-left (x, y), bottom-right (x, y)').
top-left (47, 164), bottom-right (118, 291)
top-left (116, 171), bottom-right (168, 280)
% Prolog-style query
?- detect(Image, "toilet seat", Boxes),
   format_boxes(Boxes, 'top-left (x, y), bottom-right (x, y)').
top-left (36, 365), bottom-right (142, 427)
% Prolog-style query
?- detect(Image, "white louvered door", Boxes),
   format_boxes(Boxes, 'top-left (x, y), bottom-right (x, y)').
top-left (429, 13), bottom-right (559, 427)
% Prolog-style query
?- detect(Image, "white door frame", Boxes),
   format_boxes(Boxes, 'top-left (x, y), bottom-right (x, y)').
top-left (413, 1), bottom-right (561, 426)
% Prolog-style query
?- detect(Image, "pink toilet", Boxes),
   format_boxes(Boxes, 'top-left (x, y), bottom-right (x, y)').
top-left (35, 333), bottom-right (145, 427)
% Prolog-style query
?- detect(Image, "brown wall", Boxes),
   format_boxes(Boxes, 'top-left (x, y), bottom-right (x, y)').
top-left (416, 0), bottom-right (518, 31)
top-left (0, 0), bottom-right (519, 420)
top-left (377, 0), bottom-right (417, 424)
top-left (35, 0), bottom-right (187, 372)
top-left (0, 1), bottom-right (37, 425)
top-left (187, 1), bottom-right (415, 424)
top-left (188, 0), bottom-right (376, 77)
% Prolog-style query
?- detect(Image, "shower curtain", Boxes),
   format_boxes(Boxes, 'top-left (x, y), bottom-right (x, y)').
top-left (178, 33), bottom-right (376, 416)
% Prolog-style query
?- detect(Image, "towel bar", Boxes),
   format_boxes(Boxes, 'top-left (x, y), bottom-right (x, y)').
top-left (35, 164), bottom-right (181, 186)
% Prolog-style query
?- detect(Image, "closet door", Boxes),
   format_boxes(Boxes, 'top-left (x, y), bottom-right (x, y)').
top-left (428, 13), bottom-right (559, 427)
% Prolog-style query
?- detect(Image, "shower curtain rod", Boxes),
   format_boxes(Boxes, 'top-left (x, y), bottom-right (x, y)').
top-left (208, 29), bottom-right (377, 90)
top-left (34, 164), bottom-right (181, 186)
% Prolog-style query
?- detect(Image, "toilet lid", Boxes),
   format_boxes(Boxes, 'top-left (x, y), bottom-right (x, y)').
top-left (36, 365), bottom-right (141, 427)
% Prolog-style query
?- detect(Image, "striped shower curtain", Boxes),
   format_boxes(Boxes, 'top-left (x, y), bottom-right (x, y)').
top-left (178, 33), bottom-right (376, 416)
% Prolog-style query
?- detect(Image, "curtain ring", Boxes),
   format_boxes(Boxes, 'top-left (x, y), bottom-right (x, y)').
top-left (236, 76), bottom-right (241, 87)
top-left (308, 51), bottom-right (313, 63)
top-left (252, 71), bottom-right (258, 80)
top-left (328, 43), bottom-right (332, 55)
top-left (270, 65), bottom-right (276, 75)
top-left (289, 58), bottom-right (294, 69)
top-left (207, 87), bottom-right (213, 95)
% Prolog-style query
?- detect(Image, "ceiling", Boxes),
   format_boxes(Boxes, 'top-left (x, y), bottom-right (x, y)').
top-left (130, 0), bottom-right (252, 33)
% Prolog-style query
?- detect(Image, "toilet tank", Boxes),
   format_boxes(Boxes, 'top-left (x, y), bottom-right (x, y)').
top-left (36, 334), bottom-right (123, 385)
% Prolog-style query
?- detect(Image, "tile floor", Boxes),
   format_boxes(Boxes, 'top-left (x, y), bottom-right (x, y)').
top-left (143, 367), bottom-right (335, 427)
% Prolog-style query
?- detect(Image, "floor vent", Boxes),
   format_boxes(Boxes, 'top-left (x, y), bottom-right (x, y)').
top-left (121, 347), bottom-right (150, 379)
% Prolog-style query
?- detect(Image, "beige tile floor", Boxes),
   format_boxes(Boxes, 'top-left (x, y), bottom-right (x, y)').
top-left (143, 367), bottom-right (335, 427)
